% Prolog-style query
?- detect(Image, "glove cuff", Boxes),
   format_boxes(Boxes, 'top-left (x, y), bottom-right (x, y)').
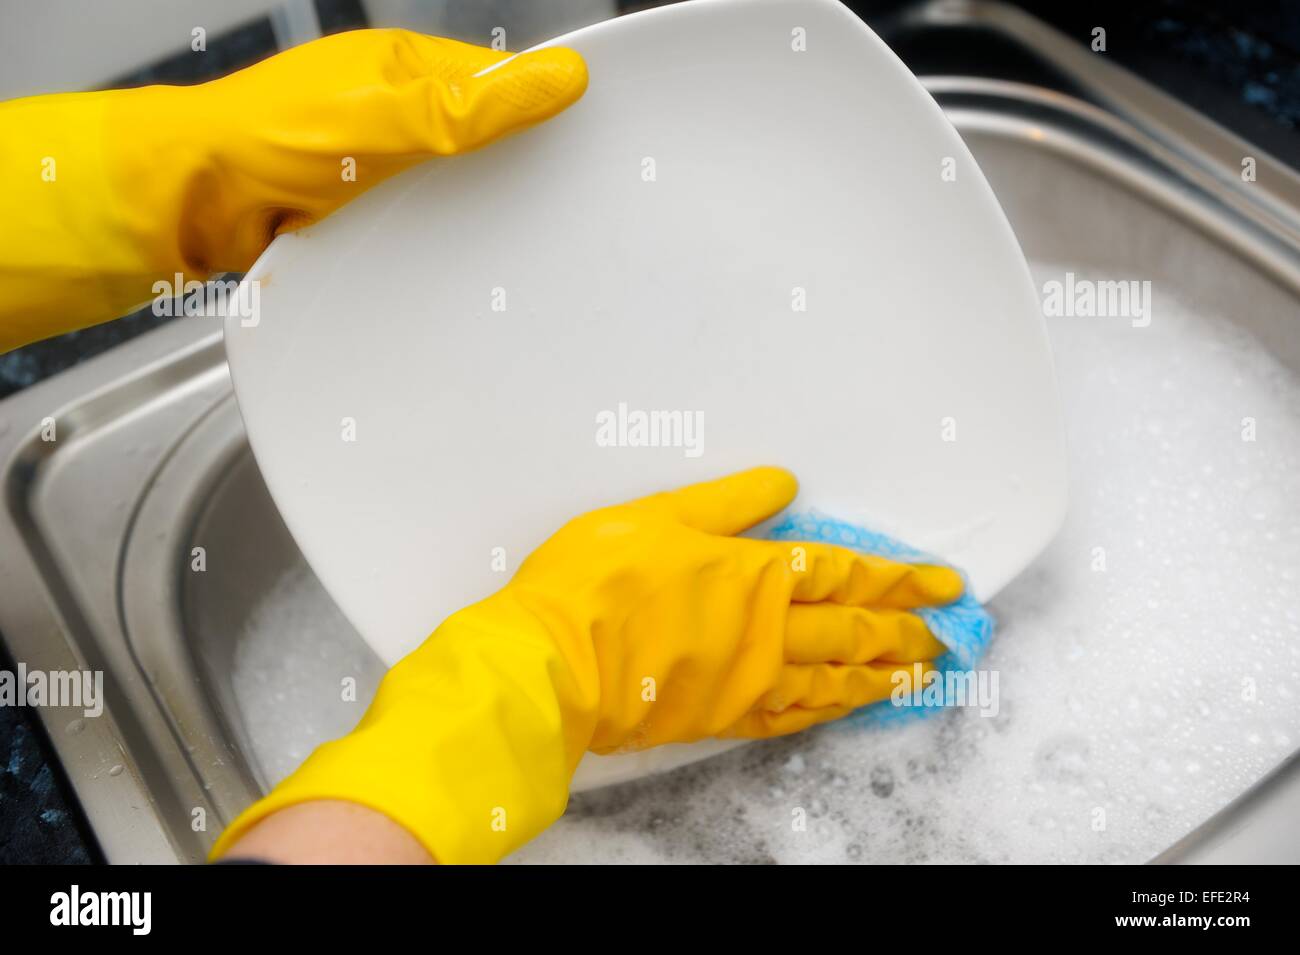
top-left (212, 597), bottom-right (595, 864)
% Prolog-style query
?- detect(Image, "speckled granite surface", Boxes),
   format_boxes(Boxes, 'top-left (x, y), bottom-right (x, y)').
top-left (2, 0), bottom-right (1298, 864)
top-left (1015, 0), bottom-right (1300, 168)
top-left (0, 646), bottom-right (96, 863)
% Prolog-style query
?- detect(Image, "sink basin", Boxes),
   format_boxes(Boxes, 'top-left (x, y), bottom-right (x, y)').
top-left (2, 3), bottom-right (1297, 863)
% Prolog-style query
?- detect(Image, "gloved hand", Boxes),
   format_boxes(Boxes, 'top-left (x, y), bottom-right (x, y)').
top-left (211, 467), bottom-right (961, 864)
top-left (0, 30), bottom-right (587, 352)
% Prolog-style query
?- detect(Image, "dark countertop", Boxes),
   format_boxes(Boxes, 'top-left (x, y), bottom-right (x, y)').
top-left (2, 0), bottom-right (1298, 864)
top-left (0, 645), bottom-right (95, 863)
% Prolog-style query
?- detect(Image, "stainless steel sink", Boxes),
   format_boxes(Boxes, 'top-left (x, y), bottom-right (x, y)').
top-left (2, 1), bottom-right (1298, 864)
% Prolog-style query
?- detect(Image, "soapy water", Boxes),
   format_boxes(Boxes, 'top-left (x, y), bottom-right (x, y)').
top-left (231, 567), bottom-right (384, 787)
top-left (232, 262), bottom-right (1300, 862)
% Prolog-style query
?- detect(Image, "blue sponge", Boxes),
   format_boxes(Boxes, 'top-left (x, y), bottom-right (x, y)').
top-left (765, 511), bottom-right (995, 727)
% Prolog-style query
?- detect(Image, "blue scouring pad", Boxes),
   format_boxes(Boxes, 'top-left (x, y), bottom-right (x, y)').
top-left (766, 511), bottom-right (996, 727)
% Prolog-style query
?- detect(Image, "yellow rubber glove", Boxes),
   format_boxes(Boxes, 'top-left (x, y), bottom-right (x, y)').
top-left (211, 467), bottom-right (962, 864)
top-left (0, 30), bottom-right (587, 352)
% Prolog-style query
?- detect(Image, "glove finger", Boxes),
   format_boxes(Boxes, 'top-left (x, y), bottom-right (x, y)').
top-left (416, 45), bottom-right (588, 155)
top-left (779, 542), bottom-right (963, 609)
top-left (763, 661), bottom-right (933, 711)
top-left (722, 704), bottom-right (852, 739)
top-left (634, 466), bottom-right (797, 536)
top-left (783, 603), bottom-right (947, 664)
top-left (397, 33), bottom-right (515, 79)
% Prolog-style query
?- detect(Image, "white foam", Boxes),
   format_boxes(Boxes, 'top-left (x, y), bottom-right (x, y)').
top-left (230, 566), bottom-right (383, 787)
top-left (232, 263), bottom-right (1300, 863)
top-left (511, 263), bottom-right (1300, 863)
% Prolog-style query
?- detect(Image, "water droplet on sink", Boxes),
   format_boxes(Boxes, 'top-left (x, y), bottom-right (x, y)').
top-left (108, 764), bottom-right (124, 777)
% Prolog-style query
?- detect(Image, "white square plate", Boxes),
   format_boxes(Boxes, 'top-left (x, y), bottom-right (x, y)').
top-left (225, 0), bottom-right (1067, 789)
